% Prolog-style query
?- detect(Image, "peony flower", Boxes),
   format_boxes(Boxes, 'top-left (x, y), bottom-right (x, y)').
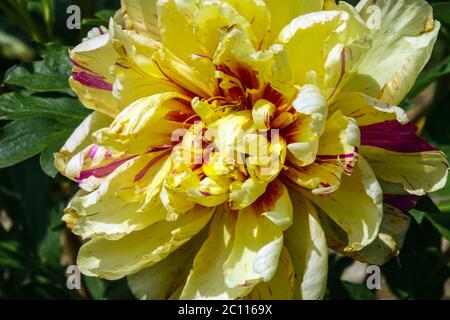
top-left (55, 0), bottom-right (448, 300)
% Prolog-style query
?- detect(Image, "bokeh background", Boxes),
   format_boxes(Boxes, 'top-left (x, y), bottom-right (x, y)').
top-left (0, 0), bottom-right (449, 300)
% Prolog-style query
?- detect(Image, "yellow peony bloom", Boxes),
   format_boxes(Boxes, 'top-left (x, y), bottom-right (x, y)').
top-left (56, 0), bottom-right (448, 299)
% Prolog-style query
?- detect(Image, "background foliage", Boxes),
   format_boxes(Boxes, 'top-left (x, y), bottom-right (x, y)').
top-left (0, 0), bottom-right (449, 300)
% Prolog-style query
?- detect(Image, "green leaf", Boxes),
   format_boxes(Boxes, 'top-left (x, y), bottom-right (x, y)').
top-left (5, 158), bottom-right (52, 247)
top-left (0, 118), bottom-right (70, 169)
top-left (95, 9), bottom-right (116, 21)
top-left (341, 282), bottom-right (376, 300)
top-left (39, 133), bottom-right (70, 177)
top-left (0, 241), bottom-right (27, 271)
top-left (408, 55), bottom-right (450, 98)
top-left (103, 279), bottom-right (135, 300)
top-left (432, 2), bottom-right (450, 25)
top-left (4, 43), bottom-right (73, 95)
top-left (84, 276), bottom-right (106, 300)
top-left (38, 209), bottom-right (62, 268)
top-left (414, 196), bottom-right (450, 242)
top-left (0, 92), bottom-right (89, 122)
top-left (382, 219), bottom-right (449, 299)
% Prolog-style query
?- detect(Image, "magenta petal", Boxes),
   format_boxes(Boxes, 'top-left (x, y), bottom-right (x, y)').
top-left (72, 71), bottom-right (113, 91)
top-left (77, 156), bottom-right (136, 182)
top-left (360, 120), bottom-right (438, 153)
top-left (384, 194), bottom-right (422, 213)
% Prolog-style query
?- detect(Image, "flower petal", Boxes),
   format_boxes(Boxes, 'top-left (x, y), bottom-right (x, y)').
top-left (353, 204), bottom-right (411, 265)
top-left (245, 246), bottom-right (295, 300)
top-left (180, 206), bottom-right (251, 300)
top-left (127, 227), bottom-right (208, 300)
top-left (286, 85), bottom-right (328, 167)
top-left (361, 145), bottom-right (448, 195)
top-left (70, 33), bottom-right (119, 117)
top-left (157, 0), bottom-right (206, 62)
top-left (120, 0), bottom-right (160, 39)
top-left (277, 10), bottom-right (369, 93)
top-left (285, 110), bottom-right (360, 194)
top-left (300, 157), bottom-right (383, 251)
top-left (320, 201), bottom-right (411, 266)
top-left (63, 152), bottom-right (171, 240)
top-left (264, 0), bottom-right (324, 44)
top-left (330, 92), bottom-right (409, 126)
top-left (224, 180), bottom-right (292, 288)
top-left (223, 0), bottom-right (270, 48)
top-left (77, 205), bottom-right (214, 280)
top-left (94, 93), bottom-right (192, 154)
top-left (345, 0), bottom-right (440, 104)
top-left (55, 112), bottom-right (112, 178)
top-left (284, 188), bottom-right (328, 300)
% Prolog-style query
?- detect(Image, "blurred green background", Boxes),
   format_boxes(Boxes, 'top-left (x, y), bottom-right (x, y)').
top-left (0, 0), bottom-right (449, 300)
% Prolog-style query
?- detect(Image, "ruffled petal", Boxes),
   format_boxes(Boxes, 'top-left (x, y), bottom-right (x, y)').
top-left (224, 180), bottom-right (292, 288)
top-left (300, 157), bottom-right (383, 251)
top-left (361, 146), bottom-right (448, 196)
top-left (330, 92), bottom-right (409, 126)
top-left (264, 0), bottom-right (324, 44)
top-left (120, 0), bottom-right (160, 39)
top-left (360, 120), bottom-right (448, 195)
top-left (320, 201), bottom-right (411, 266)
top-left (63, 152), bottom-right (171, 240)
top-left (77, 205), bottom-right (214, 280)
top-left (245, 247), bottom-right (295, 300)
top-left (345, 0), bottom-right (440, 104)
top-left (127, 228), bottom-right (207, 300)
top-left (277, 10), bottom-right (370, 95)
top-left (70, 33), bottom-right (119, 117)
top-left (180, 206), bottom-right (251, 299)
top-left (94, 93), bottom-right (193, 154)
top-left (286, 85), bottom-right (328, 167)
top-left (284, 188), bottom-right (328, 300)
top-left (55, 112), bottom-right (112, 179)
top-left (285, 110), bottom-right (360, 194)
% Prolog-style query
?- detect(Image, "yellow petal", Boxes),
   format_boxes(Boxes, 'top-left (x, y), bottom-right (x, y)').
top-left (277, 10), bottom-right (369, 93)
top-left (108, 19), bottom-right (187, 109)
top-left (264, 0), bottom-right (324, 44)
top-left (64, 152), bottom-right (170, 240)
top-left (194, 1), bottom-right (257, 57)
top-left (284, 188), bottom-right (328, 300)
top-left (285, 110), bottom-right (360, 194)
top-left (352, 204), bottom-right (411, 265)
top-left (120, 0), bottom-right (160, 39)
top-left (77, 205), bottom-right (214, 280)
top-left (224, 180), bottom-right (292, 288)
top-left (94, 93), bottom-right (192, 154)
top-left (157, 0), bottom-right (205, 63)
top-left (229, 177), bottom-right (268, 210)
top-left (300, 157), bottom-right (383, 252)
top-left (70, 33), bottom-right (120, 117)
top-left (180, 206), bottom-right (251, 299)
top-left (187, 177), bottom-right (231, 208)
top-left (245, 247), bottom-right (295, 300)
top-left (223, 0), bottom-right (270, 48)
top-left (55, 112), bottom-right (112, 179)
top-left (319, 200), bottom-right (411, 266)
top-left (330, 92), bottom-right (408, 126)
top-left (127, 227), bottom-right (207, 300)
top-left (252, 99), bottom-right (276, 130)
top-left (345, 0), bottom-right (439, 104)
top-left (152, 48), bottom-right (218, 98)
top-left (361, 145), bottom-right (448, 195)
top-left (286, 85), bottom-right (328, 167)
top-left (214, 26), bottom-right (295, 99)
